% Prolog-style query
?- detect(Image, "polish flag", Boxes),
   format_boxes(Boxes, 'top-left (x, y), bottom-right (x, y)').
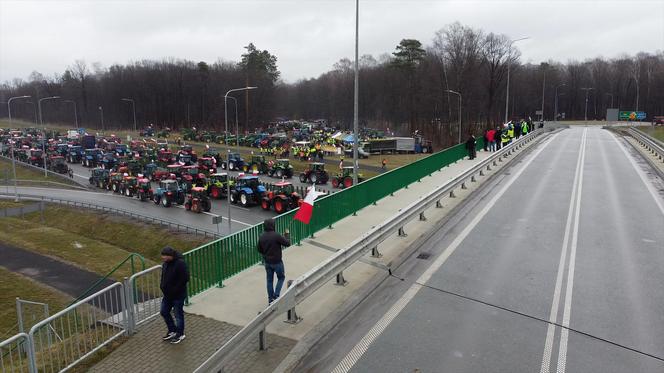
top-left (294, 186), bottom-right (324, 224)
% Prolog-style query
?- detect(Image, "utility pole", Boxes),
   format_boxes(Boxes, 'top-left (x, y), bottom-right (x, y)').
top-left (7, 95), bottom-right (31, 201)
top-left (581, 88), bottom-right (594, 123)
top-left (554, 83), bottom-right (566, 122)
top-left (504, 37), bottom-right (530, 124)
top-left (352, 0), bottom-right (360, 186)
top-left (540, 65), bottom-right (546, 122)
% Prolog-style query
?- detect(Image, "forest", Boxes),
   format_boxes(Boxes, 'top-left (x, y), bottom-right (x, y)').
top-left (2, 22), bottom-right (662, 147)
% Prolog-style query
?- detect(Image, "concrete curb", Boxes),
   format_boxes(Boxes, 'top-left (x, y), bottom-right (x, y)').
top-left (273, 129), bottom-right (556, 373)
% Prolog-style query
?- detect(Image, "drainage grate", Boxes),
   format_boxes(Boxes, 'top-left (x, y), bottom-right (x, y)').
top-left (416, 253), bottom-right (431, 260)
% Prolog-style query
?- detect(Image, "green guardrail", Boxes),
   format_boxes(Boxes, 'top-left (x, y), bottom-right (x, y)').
top-left (184, 138), bottom-right (485, 297)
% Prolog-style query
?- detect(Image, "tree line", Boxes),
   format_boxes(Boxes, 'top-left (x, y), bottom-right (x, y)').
top-left (1, 22), bottom-right (662, 148)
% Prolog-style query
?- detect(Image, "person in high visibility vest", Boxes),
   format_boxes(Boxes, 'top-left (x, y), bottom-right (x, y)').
top-left (508, 124), bottom-right (515, 142)
top-left (501, 129), bottom-right (510, 146)
top-left (522, 121), bottom-right (529, 136)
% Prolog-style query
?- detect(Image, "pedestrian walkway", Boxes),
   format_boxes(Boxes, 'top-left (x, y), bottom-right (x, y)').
top-left (0, 243), bottom-right (113, 300)
top-left (89, 314), bottom-right (295, 373)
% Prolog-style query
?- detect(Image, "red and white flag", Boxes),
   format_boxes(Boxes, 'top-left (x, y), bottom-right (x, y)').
top-left (294, 186), bottom-right (324, 224)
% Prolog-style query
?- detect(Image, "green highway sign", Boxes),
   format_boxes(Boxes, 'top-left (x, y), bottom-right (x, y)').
top-left (619, 111), bottom-right (646, 120)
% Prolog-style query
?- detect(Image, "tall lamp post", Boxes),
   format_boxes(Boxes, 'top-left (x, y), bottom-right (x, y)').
top-left (121, 98), bottom-right (137, 132)
top-left (504, 37), bottom-right (530, 124)
top-left (227, 96), bottom-right (240, 156)
top-left (7, 95), bottom-right (31, 201)
top-left (605, 93), bottom-right (614, 108)
top-left (444, 90), bottom-right (462, 143)
top-left (25, 101), bottom-right (38, 124)
top-left (224, 86), bottom-right (257, 235)
top-left (63, 100), bottom-right (78, 127)
top-left (554, 83), bottom-right (566, 122)
top-left (98, 106), bottom-right (104, 131)
top-left (581, 88), bottom-right (594, 123)
top-left (38, 96), bottom-right (60, 176)
top-left (352, 0), bottom-right (360, 186)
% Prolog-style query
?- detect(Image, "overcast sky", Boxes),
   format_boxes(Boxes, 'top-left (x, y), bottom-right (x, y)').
top-left (1, 0), bottom-right (663, 84)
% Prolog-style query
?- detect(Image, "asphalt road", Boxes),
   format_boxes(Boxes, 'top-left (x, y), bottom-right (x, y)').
top-left (296, 127), bottom-right (664, 373)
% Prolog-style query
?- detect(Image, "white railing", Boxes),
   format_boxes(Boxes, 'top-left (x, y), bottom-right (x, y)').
top-left (125, 266), bottom-right (163, 332)
top-left (1, 333), bottom-right (33, 373)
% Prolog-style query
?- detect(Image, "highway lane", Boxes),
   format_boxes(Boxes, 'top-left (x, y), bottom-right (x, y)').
top-left (296, 127), bottom-right (664, 373)
top-left (2, 186), bottom-right (275, 237)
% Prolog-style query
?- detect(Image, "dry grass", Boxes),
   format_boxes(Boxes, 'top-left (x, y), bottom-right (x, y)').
top-left (641, 126), bottom-right (664, 142)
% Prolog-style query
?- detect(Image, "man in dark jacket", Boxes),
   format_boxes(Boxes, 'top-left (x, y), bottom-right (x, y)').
top-left (465, 132), bottom-right (477, 160)
top-left (257, 219), bottom-right (291, 303)
top-left (159, 246), bottom-right (189, 344)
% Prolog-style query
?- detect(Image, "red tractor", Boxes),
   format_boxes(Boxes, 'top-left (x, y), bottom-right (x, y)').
top-left (261, 182), bottom-right (302, 214)
top-left (184, 187), bottom-right (212, 213)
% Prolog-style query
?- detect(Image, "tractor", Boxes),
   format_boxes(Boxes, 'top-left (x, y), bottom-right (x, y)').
top-left (299, 162), bottom-right (329, 184)
top-left (28, 149), bottom-right (44, 166)
top-left (242, 155), bottom-right (269, 174)
top-left (261, 182), bottom-right (302, 214)
top-left (125, 159), bottom-right (143, 176)
top-left (89, 168), bottom-right (110, 189)
top-left (268, 159), bottom-right (294, 179)
top-left (67, 145), bottom-right (84, 163)
top-left (120, 176), bottom-right (139, 197)
top-left (100, 152), bottom-right (118, 170)
top-left (206, 173), bottom-right (232, 199)
top-left (178, 145), bottom-right (197, 162)
top-left (220, 152), bottom-right (244, 171)
top-left (202, 147), bottom-right (222, 164)
top-left (229, 175), bottom-right (266, 207)
top-left (82, 149), bottom-right (103, 167)
top-left (157, 150), bottom-right (175, 166)
top-left (177, 153), bottom-right (194, 165)
top-left (184, 187), bottom-right (212, 213)
top-left (153, 179), bottom-right (186, 207)
top-left (197, 157), bottom-right (217, 175)
top-left (331, 166), bottom-right (364, 189)
top-left (108, 172), bottom-right (125, 193)
top-left (136, 178), bottom-right (153, 202)
top-left (48, 156), bottom-right (69, 174)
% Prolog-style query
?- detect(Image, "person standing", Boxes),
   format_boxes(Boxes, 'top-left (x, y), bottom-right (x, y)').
top-left (486, 128), bottom-right (496, 152)
top-left (258, 219), bottom-right (291, 304)
top-left (381, 158), bottom-right (387, 170)
top-left (465, 132), bottom-right (477, 160)
top-left (159, 247), bottom-right (189, 344)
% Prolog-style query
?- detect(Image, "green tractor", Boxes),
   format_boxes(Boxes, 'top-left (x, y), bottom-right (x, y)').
top-left (330, 166), bottom-right (364, 189)
top-left (242, 155), bottom-right (269, 174)
top-left (267, 159), bottom-right (294, 179)
top-left (206, 172), bottom-right (233, 199)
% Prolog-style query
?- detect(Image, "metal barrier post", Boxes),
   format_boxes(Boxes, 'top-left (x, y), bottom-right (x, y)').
top-left (123, 277), bottom-right (136, 335)
top-left (371, 246), bottom-right (382, 258)
top-left (258, 328), bottom-right (267, 351)
top-left (435, 200), bottom-right (443, 208)
top-left (284, 280), bottom-right (302, 324)
top-left (335, 272), bottom-right (347, 286)
top-left (398, 227), bottom-right (407, 237)
top-left (419, 212), bottom-right (427, 221)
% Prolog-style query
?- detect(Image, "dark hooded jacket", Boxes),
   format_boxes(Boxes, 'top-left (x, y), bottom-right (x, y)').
top-left (160, 249), bottom-right (190, 300)
top-left (258, 219), bottom-right (291, 264)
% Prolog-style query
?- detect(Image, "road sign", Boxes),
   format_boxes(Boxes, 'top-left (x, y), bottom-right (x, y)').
top-left (212, 215), bottom-right (223, 224)
top-left (535, 110), bottom-right (543, 115)
top-left (619, 111), bottom-right (646, 120)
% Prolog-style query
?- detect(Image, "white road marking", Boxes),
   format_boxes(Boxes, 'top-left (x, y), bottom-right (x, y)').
top-left (540, 128), bottom-right (587, 373)
top-left (332, 132), bottom-right (559, 373)
top-left (611, 132), bottom-right (664, 216)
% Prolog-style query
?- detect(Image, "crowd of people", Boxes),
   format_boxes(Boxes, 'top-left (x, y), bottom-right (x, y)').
top-left (465, 119), bottom-right (535, 160)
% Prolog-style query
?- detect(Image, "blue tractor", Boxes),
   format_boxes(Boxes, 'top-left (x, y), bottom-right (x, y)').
top-left (67, 145), bottom-right (84, 164)
top-left (101, 152), bottom-right (118, 170)
top-left (152, 179), bottom-right (186, 207)
top-left (220, 152), bottom-right (244, 171)
top-left (82, 149), bottom-right (103, 167)
top-left (115, 143), bottom-right (129, 157)
top-left (229, 175), bottom-right (266, 207)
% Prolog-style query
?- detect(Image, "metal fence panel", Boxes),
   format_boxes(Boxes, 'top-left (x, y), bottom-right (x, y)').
top-left (126, 266), bottom-right (162, 329)
top-left (1, 333), bottom-right (33, 373)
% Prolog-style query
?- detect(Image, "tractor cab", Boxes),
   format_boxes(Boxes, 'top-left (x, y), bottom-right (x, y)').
top-left (29, 148), bottom-right (44, 165)
top-left (198, 157), bottom-right (216, 174)
top-left (331, 166), bottom-right (364, 189)
top-left (261, 181), bottom-right (302, 214)
top-left (268, 158), bottom-right (294, 178)
top-left (83, 148), bottom-right (103, 167)
top-left (274, 181), bottom-right (295, 195)
top-left (166, 164), bottom-right (184, 178)
top-left (160, 179), bottom-right (180, 192)
top-left (243, 155), bottom-right (269, 174)
top-left (115, 143), bottom-right (129, 157)
top-left (185, 186), bottom-right (212, 213)
top-left (207, 172), bottom-right (232, 199)
top-left (230, 175), bottom-right (267, 207)
top-left (178, 153), bottom-right (193, 165)
top-left (49, 156), bottom-right (68, 174)
top-left (299, 162), bottom-right (329, 184)
top-left (55, 143), bottom-right (69, 156)
top-left (221, 152), bottom-right (244, 171)
top-left (67, 146), bottom-right (83, 163)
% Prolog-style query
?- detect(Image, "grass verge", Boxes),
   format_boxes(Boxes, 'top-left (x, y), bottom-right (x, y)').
top-left (640, 126), bottom-right (664, 142)
top-left (0, 158), bottom-right (80, 189)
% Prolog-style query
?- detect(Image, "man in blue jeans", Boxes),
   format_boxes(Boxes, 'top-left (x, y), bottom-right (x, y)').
top-left (258, 219), bottom-right (291, 303)
top-left (159, 247), bottom-right (189, 344)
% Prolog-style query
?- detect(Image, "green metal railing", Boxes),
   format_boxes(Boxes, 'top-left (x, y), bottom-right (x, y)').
top-left (184, 139), bottom-right (484, 297)
top-left (68, 253), bottom-right (146, 306)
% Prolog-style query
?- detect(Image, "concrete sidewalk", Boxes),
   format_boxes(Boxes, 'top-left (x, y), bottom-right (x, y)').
top-left (185, 138), bottom-right (544, 353)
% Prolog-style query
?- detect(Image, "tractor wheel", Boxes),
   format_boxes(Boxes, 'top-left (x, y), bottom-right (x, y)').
top-left (228, 162), bottom-right (235, 171)
top-left (184, 202), bottom-right (191, 210)
top-left (274, 198), bottom-right (285, 214)
top-left (203, 201), bottom-right (211, 212)
top-left (192, 200), bottom-right (201, 213)
top-left (268, 170), bottom-right (274, 177)
top-left (112, 183), bottom-right (118, 193)
top-left (343, 177), bottom-right (353, 188)
top-left (276, 169), bottom-right (283, 178)
top-left (261, 198), bottom-right (270, 210)
top-left (239, 192), bottom-right (249, 207)
top-left (85, 159), bottom-right (90, 167)
top-left (98, 180), bottom-right (104, 189)
top-left (299, 174), bottom-right (307, 183)
top-left (153, 195), bottom-right (160, 205)
top-left (310, 173), bottom-right (318, 184)
top-left (89, 177), bottom-right (94, 185)
top-left (125, 188), bottom-right (131, 197)
top-left (140, 193), bottom-right (146, 202)
top-left (221, 163), bottom-right (227, 170)
top-left (229, 192), bottom-right (236, 204)
top-left (331, 178), bottom-right (339, 188)
top-left (211, 187), bottom-right (220, 199)
top-left (162, 197), bottom-right (171, 208)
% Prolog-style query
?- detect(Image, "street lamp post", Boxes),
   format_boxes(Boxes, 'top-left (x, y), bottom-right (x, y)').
top-left (121, 98), bottom-right (137, 132)
top-left (554, 83), bottom-right (566, 122)
top-left (504, 37), bottom-right (530, 124)
top-left (7, 95), bottom-right (31, 201)
top-left (38, 96), bottom-right (60, 177)
top-left (98, 106), bottom-right (104, 131)
top-left (63, 100), bottom-right (78, 127)
top-left (581, 88), bottom-right (594, 123)
top-left (25, 101), bottom-right (38, 124)
top-left (227, 96), bottom-right (240, 156)
top-left (352, 0), bottom-right (360, 186)
top-left (224, 86), bottom-right (257, 235)
top-left (540, 65), bottom-right (547, 122)
top-left (444, 90), bottom-right (462, 143)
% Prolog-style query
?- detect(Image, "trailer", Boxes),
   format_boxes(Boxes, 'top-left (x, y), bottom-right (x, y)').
top-left (365, 137), bottom-right (416, 154)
